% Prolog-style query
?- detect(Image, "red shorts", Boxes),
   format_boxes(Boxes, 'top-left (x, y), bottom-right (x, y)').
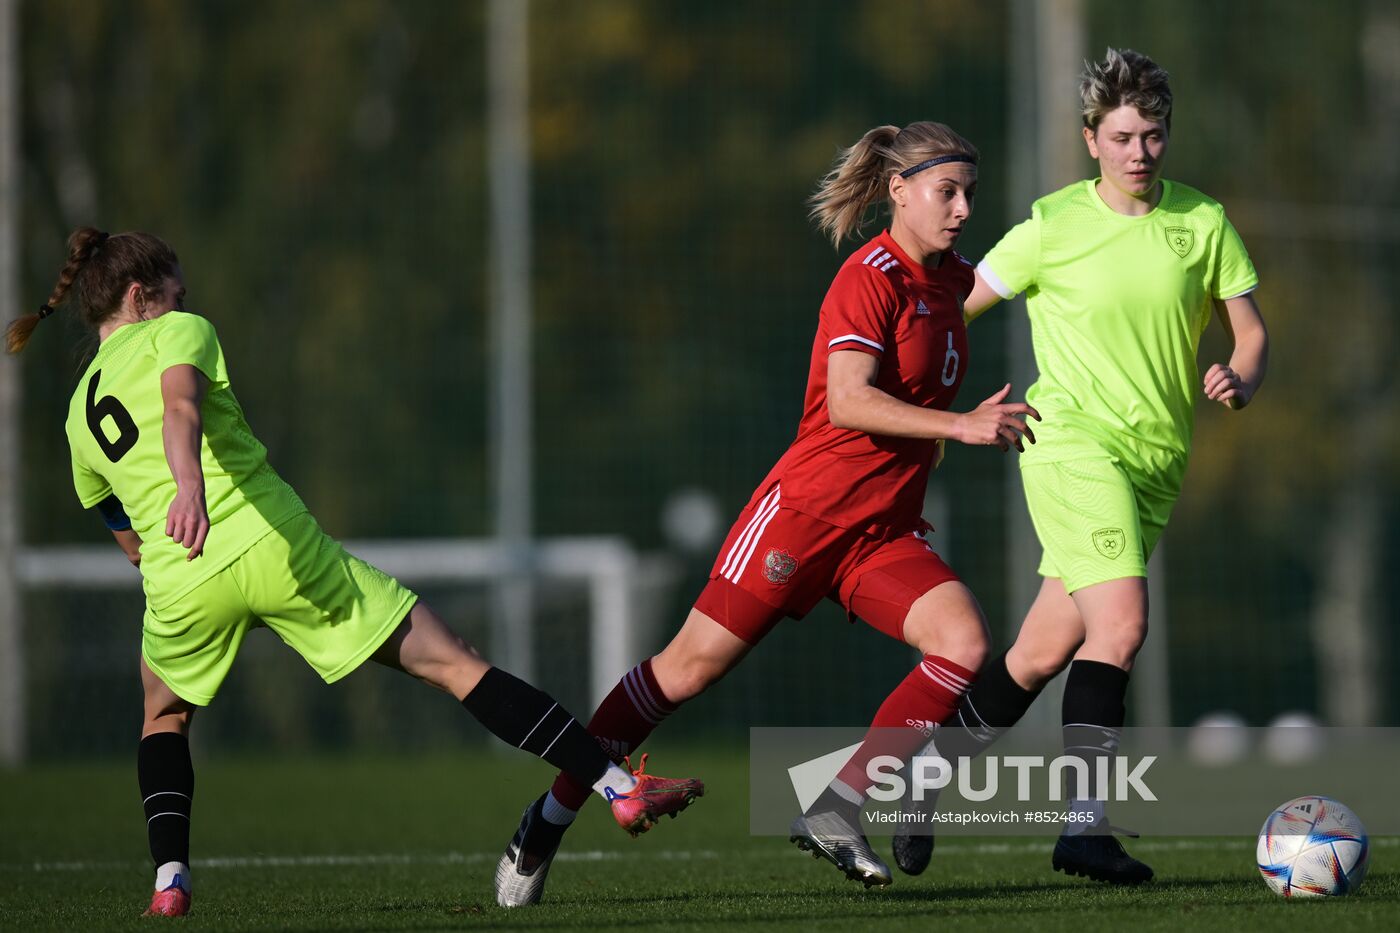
top-left (693, 482), bottom-right (960, 645)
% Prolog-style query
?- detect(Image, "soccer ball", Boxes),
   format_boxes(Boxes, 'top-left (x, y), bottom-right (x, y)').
top-left (1256, 796), bottom-right (1369, 897)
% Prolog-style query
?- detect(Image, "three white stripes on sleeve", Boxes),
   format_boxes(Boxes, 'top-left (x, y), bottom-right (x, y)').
top-left (827, 245), bottom-right (898, 354)
top-left (862, 245), bottom-right (899, 273)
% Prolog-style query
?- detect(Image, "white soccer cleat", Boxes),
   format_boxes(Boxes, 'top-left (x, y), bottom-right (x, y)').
top-left (790, 809), bottom-right (893, 888)
top-left (494, 796), bottom-right (566, 908)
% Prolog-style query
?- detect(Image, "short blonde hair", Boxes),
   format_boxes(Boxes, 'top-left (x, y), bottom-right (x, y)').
top-left (1080, 48), bottom-right (1172, 131)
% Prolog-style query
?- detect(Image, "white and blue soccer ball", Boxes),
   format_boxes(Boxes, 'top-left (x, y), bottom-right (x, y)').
top-left (1257, 795), bottom-right (1369, 897)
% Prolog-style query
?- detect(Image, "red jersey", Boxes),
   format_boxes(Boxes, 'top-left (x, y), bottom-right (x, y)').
top-left (753, 231), bottom-right (974, 535)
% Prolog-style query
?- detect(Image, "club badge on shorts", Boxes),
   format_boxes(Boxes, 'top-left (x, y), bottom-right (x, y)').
top-left (762, 548), bottom-right (799, 585)
top-left (1092, 528), bottom-right (1126, 559)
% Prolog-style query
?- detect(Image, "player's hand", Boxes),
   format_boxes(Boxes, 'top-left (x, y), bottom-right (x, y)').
top-left (954, 383), bottom-right (1040, 452)
top-left (166, 484), bottom-right (209, 560)
top-left (1204, 363), bottom-right (1250, 410)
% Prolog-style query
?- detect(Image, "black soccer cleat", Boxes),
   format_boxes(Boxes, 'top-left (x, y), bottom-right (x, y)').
top-left (1052, 823), bottom-right (1154, 885)
top-left (494, 795), bottom-right (568, 907)
top-left (892, 825), bottom-right (934, 876)
top-left (892, 785), bottom-right (940, 875)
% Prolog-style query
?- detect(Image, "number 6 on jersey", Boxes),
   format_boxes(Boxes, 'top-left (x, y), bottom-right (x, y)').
top-left (940, 331), bottom-right (960, 387)
top-left (86, 370), bottom-right (140, 463)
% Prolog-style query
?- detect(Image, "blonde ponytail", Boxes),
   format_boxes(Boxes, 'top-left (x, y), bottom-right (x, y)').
top-left (809, 125), bottom-right (900, 248)
top-left (809, 121), bottom-right (979, 248)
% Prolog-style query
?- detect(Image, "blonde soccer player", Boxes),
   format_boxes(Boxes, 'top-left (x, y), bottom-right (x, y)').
top-left (494, 121), bottom-right (1038, 905)
top-left (893, 48), bottom-right (1269, 885)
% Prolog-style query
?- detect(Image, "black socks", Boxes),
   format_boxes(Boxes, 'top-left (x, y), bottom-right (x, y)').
top-left (929, 651), bottom-right (1042, 766)
top-left (461, 667), bottom-right (611, 789)
top-left (1061, 659), bottom-right (1129, 805)
top-left (137, 732), bottom-right (193, 869)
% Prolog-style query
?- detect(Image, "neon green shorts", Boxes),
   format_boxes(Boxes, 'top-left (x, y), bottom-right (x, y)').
top-left (1020, 458), bottom-right (1181, 594)
top-left (142, 511), bottom-right (418, 706)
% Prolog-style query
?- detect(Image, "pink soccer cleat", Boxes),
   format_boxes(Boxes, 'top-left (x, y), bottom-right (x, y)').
top-left (606, 753), bottom-right (705, 837)
top-left (143, 881), bottom-right (191, 917)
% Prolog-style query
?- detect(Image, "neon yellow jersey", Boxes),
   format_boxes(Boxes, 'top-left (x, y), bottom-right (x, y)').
top-left (979, 179), bottom-right (1258, 476)
top-left (65, 312), bottom-right (307, 609)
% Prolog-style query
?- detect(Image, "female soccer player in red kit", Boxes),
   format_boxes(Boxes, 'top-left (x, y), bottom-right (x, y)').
top-left (495, 122), bottom-right (1038, 904)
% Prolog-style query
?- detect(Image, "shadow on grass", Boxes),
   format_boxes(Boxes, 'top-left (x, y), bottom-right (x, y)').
top-left (445, 876), bottom-right (1288, 930)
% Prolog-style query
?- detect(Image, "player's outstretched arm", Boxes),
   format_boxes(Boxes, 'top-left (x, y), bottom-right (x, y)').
top-left (159, 364), bottom-right (210, 560)
top-left (1204, 293), bottom-right (1268, 410)
top-left (963, 270), bottom-right (1004, 325)
top-left (827, 350), bottom-right (1039, 450)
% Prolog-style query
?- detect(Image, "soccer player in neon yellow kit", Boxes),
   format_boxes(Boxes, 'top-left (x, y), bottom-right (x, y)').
top-left (6, 228), bottom-right (703, 918)
top-left (892, 49), bottom-right (1269, 883)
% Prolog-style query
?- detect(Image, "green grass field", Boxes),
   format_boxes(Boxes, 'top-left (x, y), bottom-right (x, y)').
top-left (2, 742), bottom-right (1396, 931)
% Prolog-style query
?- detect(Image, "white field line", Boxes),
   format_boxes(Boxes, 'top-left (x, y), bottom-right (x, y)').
top-left (6, 837), bottom-right (1395, 873)
top-left (940, 836), bottom-right (1400, 854)
top-left (2, 850), bottom-right (721, 873)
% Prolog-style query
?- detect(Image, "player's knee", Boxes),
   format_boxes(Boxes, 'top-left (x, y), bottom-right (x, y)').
top-left (1100, 617), bottom-right (1149, 666)
top-left (1009, 639), bottom-right (1076, 686)
top-left (142, 700), bottom-right (193, 736)
top-left (903, 599), bottom-right (990, 672)
top-left (920, 624), bottom-right (990, 673)
top-left (653, 653), bottom-right (725, 704)
top-left (415, 664), bottom-right (459, 696)
top-left (1125, 616), bottom-right (1149, 652)
top-left (396, 622), bottom-right (486, 696)
top-left (671, 659), bottom-right (724, 703)
top-left (420, 654), bottom-right (483, 698)
top-left (957, 634), bottom-right (991, 673)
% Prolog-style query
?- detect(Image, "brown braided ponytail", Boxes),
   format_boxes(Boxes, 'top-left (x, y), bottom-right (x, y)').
top-left (6, 227), bottom-right (179, 354)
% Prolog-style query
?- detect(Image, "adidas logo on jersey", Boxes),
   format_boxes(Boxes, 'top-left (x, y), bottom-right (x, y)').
top-left (915, 300), bottom-right (930, 316)
top-left (905, 718), bottom-right (937, 738)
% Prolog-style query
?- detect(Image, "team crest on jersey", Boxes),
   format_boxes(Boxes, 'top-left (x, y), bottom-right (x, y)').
top-left (762, 548), bottom-right (799, 585)
top-left (915, 299), bottom-right (931, 316)
top-left (1165, 226), bottom-right (1194, 258)
top-left (1092, 528), bottom-right (1126, 560)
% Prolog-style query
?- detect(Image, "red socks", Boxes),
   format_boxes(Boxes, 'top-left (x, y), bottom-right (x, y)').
top-left (833, 655), bottom-right (975, 800)
top-left (548, 654), bottom-right (974, 811)
top-left (548, 658), bottom-right (678, 810)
